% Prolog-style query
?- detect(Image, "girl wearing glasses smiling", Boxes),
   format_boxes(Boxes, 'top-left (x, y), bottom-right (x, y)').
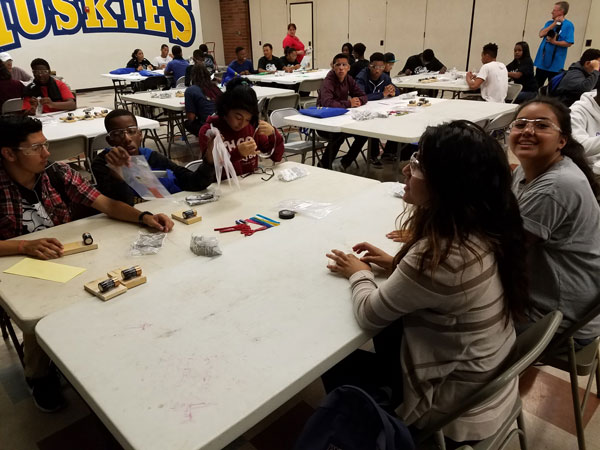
top-left (509, 97), bottom-right (600, 342)
top-left (325, 121), bottom-right (528, 442)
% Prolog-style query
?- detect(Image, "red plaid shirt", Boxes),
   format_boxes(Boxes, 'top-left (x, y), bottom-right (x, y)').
top-left (0, 162), bottom-right (101, 240)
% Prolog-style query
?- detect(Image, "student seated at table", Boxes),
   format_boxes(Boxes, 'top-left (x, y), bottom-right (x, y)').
top-left (184, 49), bottom-right (203, 87)
top-left (0, 60), bottom-right (24, 110)
top-left (153, 44), bottom-right (172, 69)
top-left (257, 43), bottom-right (284, 73)
top-left (316, 52), bottom-right (367, 170)
top-left (353, 52), bottom-right (400, 167)
top-left (282, 47), bottom-right (301, 73)
top-left (228, 47), bottom-right (255, 75)
top-left (22, 58), bottom-right (76, 115)
top-left (198, 77), bottom-right (283, 176)
top-left (92, 109), bottom-right (215, 205)
top-left (506, 41), bottom-right (538, 103)
top-left (0, 115), bottom-right (174, 412)
top-left (348, 43), bottom-right (368, 78)
top-left (0, 52), bottom-right (32, 82)
top-left (570, 90), bottom-right (600, 164)
top-left (466, 43), bottom-right (508, 103)
top-left (126, 49), bottom-right (154, 71)
top-left (184, 64), bottom-right (222, 136)
top-left (554, 48), bottom-right (600, 107)
top-left (198, 44), bottom-right (217, 74)
top-left (341, 42), bottom-right (356, 66)
top-left (325, 120), bottom-right (527, 444)
top-left (383, 52), bottom-right (396, 76)
top-left (509, 97), bottom-right (600, 339)
top-left (165, 45), bottom-right (189, 87)
top-left (401, 49), bottom-right (446, 75)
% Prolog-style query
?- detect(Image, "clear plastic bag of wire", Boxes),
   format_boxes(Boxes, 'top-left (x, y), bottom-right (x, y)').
top-left (130, 231), bottom-right (167, 256)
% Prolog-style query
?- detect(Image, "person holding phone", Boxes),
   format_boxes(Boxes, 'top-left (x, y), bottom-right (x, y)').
top-left (198, 78), bottom-right (284, 176)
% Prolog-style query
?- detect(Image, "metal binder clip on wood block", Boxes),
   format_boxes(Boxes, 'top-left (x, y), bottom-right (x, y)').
top-left (171, 209), bottom-right (202, 225)
top-left (84, 277), bottom-right (127, 301)
top-left (107, 265), bottom-right (147, 289)
top-left (62, 232), bottom-right (98, 256)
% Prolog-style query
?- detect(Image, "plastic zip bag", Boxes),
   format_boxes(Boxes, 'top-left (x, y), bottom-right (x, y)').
top-left (278, 166), bottom-right (309, 182)
top-left (207, 125), bottom-right (240, 190)
top-left (112, 155), bottom-right (172, 200)
top-left (277, 199), bottom-right (337, 219)
top-left (130, 231), bottom-right (167, 256)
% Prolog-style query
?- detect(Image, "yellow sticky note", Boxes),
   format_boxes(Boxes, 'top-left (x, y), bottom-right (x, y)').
top-left (3, 258), bottom-right (86, 283)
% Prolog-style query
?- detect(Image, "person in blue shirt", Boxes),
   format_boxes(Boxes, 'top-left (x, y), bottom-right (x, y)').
top-left (184, 64), bottom-right (222, 136)
top-left (533, 1), bottom-right (574, 88)
top-left (164, 45), bottom-right (190, 87)
top-left (353, 53), bottom-right (400, 167)
top-left (228, 46), bottom-right (255, 75)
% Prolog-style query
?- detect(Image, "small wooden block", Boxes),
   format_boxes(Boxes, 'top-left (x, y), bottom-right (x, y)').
top-left (107, 267), bottom-right (147, 289)
top-left (84, 277), bottom-right (127, 301)
top-left (171, 210), bottom-right (202, 225)
top-left (62, 241), bottom-right (98, 256)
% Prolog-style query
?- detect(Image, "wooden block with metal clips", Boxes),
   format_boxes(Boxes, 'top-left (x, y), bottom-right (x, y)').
top-left (107, 265), bottom-right (147, 289)
top-left (171, 209), bottom-right (202, 225)
top-left (62, 232), bottom-right (98, 256)
top-left (84, 276), bottom-right (127, 301)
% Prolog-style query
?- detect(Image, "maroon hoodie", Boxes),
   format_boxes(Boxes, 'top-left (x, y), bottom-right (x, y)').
top-left (199, 115), bottom-right (284, 176)
top-left (317, 70), bottom-right (367, 108)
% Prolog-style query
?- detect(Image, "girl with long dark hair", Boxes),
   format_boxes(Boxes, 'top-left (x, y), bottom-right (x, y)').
top-left (184, 64), bottom-right (222, 136)
top-left (507, 41), bottom-right (538, 103)
top-left (326, 120), bottom-right (528, 442)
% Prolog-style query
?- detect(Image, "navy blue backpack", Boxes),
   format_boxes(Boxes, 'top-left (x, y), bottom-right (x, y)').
top-left (294, 385), bottom-right (415, 450)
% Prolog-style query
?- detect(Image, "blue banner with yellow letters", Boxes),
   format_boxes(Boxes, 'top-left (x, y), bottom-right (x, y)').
top-left (0, 0), bottom-right (196, 50)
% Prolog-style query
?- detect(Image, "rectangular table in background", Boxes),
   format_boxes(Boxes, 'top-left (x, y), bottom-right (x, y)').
top-left (33, 162), bottom-right (404, 450)
top-left (244, 68), bottom-right (329, 85)
top-left (392, 72), bottom-right (472, 98)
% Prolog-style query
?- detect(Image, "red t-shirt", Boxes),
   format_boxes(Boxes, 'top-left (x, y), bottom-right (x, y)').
top-left (22, 79), bottom-right (75, 113)
top-left (282, 35), bottom-right (305, 63)
top-left (198, 115), bottom-right (284, 176)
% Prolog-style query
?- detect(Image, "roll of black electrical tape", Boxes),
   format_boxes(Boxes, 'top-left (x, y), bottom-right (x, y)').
top-left (278, 210), bottom-right (295, 220)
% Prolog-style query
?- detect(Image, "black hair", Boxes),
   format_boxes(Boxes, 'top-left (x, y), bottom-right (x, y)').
top-left (516, 97), bottom-right (600, 197)
top-left (332, 53), bottom-right (350, 65)
top-left (235, 46), bottom-right (245, 55)
top-left (353, 43), bottom-right (366, 57)
top-left (580, 48), bottom-right (600, 64)
top-left (422, 49), bottom-right (435, 62)
top-left (287, 23), bottom-right (296, 30)
top-left (30, 58), bottom-right (50, 70)
top-left (384, 52), bottom-right (396, 63)
top-left (131, 49), bottom-right (142, 59)
top-left (514, 41), bottom-right (532, 60)
top-left (216, 77), bottom-right (259, 123)
top-left (396, 120), bottom-right (529, 322)
top-left (369, 52), bottom-right (385, 63)
top-left (199, 44), bottom-right (208, 54)
top-left (160, 44), bottom-right (168, 50)
top-left (192, 49), bottom-right (203, 60)
top-left (172, 45), bottom-right (183, 59)
top-left (342, 42), bottom-right (353, 54)
top-left (482, 43), bottom-right (498, 58)
top-left (191, 64), bottom-right (221, 101)
top-left (0, 60), bottom-right (10, 81)
top-left (104, 109), bottom-right (137, 132)
top-left (0, 115), bottom-right (43, 149)
top-left (284, 46), bottom-right (297, 57)
top-left (263, 43), bottom-right (273, 50)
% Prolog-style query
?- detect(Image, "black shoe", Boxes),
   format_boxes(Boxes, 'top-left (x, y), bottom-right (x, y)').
top-left (370, 159), bottom-right (383, 168)
top-left (28, 372), bottom-right (65, 413)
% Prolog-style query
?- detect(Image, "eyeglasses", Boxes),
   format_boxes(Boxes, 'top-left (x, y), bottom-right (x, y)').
top-left (509, 118), bottom-right (562, 133)
top-left (409, 152), bottom-right (425, 179)
top-left (369, 64), bottom-right (385, 70)
top-left (15, 141), bottom-right (50, 156)
top-left (241, 166), bottom-right (275, 181)
top-left (333, 63), bottom-right (349, 68)
top-left (107, 126), bottom-right (140, 140)
top-left (32, 69), bottom-right (49, 75)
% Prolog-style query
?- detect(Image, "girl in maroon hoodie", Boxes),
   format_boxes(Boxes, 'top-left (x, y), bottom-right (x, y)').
top-left (198, 78), bottom-right (284, 176)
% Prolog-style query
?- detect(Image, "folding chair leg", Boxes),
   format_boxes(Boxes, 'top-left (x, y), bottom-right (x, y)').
top-left (0, 312), bottom-right (7, 339)
top-left (567, 338), bottom-right (587, 450)
top-left (516, 410), bottom-right (528, 450)
top-left (0, 307), bottom-right (24, 366)
top-left (596, 351), bottom-right (600, 398)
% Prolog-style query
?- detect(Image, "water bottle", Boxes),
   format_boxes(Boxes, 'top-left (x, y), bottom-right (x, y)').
top-left (35, 97), bottom-right (42, 116)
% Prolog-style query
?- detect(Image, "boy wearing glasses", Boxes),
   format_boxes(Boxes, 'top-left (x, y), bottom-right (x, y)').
top-left (317, 53), bottom-right (367, 170)
top-left (0, 115), bottom-right (174, 412)
top-left (92, 109), bottom-right (215, 205)
top-left (353, 53), bottom-right (400, 167)
top-left (22, 58), bottom-right (76, 115)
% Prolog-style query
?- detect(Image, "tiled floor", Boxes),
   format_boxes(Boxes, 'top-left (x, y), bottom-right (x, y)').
top-left (1, 89), bottom-right (599, 449)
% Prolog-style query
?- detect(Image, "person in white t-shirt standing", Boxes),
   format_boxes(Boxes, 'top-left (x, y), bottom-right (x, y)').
top-left (466, 43), bottom-right (508, 103)
top-left (154, 44), bottom-right (173, 69)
